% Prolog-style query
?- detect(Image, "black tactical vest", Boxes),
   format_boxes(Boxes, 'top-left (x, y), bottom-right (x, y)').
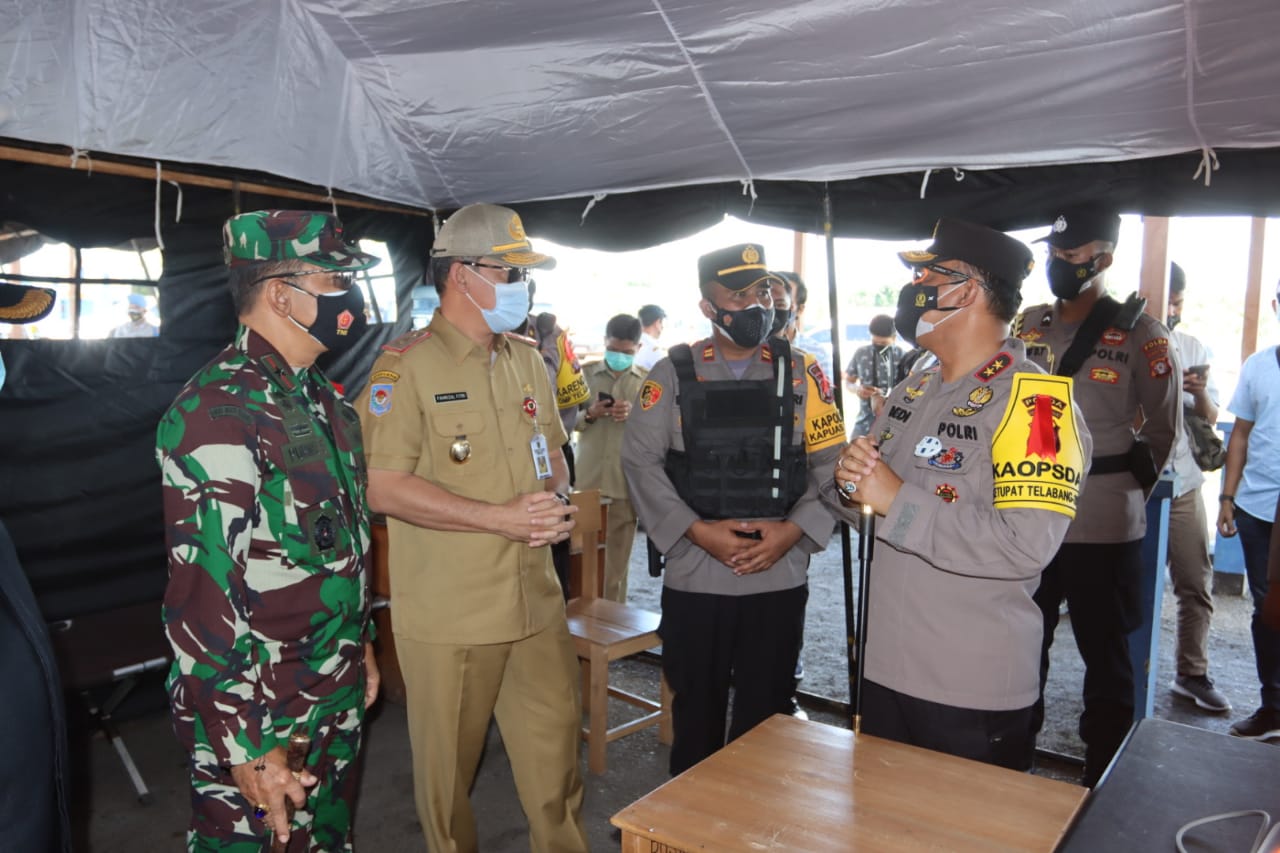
top-left (663, 339), bottom-right (808, 520)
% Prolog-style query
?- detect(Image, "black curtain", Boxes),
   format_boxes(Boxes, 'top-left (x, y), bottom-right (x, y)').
top-left (0, 162), bottom-right (426, 620)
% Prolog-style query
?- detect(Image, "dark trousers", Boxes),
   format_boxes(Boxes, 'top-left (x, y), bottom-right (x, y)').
top-left (1032, 540), bottom-right (1141, 787)
top-left (861, 680), bottom-right (1035, 771)
top-left (659, 584), bottom-right (807, 776)
top-left (1236, 509), bottom-right (1280, 710)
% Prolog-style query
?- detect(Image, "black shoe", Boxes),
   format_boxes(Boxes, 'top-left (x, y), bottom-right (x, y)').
top-left (1229, 708), bottom-right (1280, 741)
top-left (1171, 674), bottom-right (1231, 713)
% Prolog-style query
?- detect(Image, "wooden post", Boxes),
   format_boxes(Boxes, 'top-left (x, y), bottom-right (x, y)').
top-left (1138, 216), bottom-right (1169, 322)
top-left (792, 230), bottom-right (806, 278)
top-left (1242, 216), bottom-right (1268, 361)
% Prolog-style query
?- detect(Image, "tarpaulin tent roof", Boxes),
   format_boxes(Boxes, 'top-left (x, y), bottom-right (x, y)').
top-left (4, 0), bottom-right (1280, 212)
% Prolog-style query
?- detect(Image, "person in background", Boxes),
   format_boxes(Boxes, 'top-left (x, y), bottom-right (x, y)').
top-left (1217, 279), bottom-right (1280, 741)
top-left (623, 243), bottom-right (845, 775)
top-left (1015, 205), bottom-right (1180, 786)
top-left (844, 314), bottom-right (905, 437)
top-left (359, 203), bottom-right (588, 852)
top-left (157, 210), bottom-right (380, 850)
top-left (769, 274), bottom-right (796, 341)
top-left (576, 313), bottom-right (647, 602)
top-left (517, 279), bottom-right (590, 597)
top-left (0, 279), bottom-right (71, 853)
top-left (109, 292), bottom-right (159, 338)
top-left (635, 304), bottom-right (667, 371)
top-left (787, 272), bottom-right (836, 380)
top-left (1164, 261), bottom-right (1230, 713)
top-left (826, 218), bottom-right (1089, 771)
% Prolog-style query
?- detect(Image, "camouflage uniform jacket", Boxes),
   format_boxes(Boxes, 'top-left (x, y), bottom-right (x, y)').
top-left (157, 325), bottom-right (372, 769)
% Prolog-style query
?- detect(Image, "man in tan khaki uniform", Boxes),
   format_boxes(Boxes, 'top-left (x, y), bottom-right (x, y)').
top-left (575, 313), bottom-right (647, 602)
top-left (359, 204), bottom-right (588, 853)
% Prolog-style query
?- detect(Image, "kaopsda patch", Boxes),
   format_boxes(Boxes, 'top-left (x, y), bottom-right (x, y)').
top-left (991, 373), bottom-right (1085, 519)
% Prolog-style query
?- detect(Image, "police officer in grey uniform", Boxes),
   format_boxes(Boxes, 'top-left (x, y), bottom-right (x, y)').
top-left (1015, 205), bottom-right (1181, 786)
top-left (622, 243), bottom-right (846, 775)
top-left (827, 219), bottom-right (1091, 770)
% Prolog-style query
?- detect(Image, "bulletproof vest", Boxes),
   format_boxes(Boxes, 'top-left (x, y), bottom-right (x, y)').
top-left (663, 339), bottom-right (808, 520)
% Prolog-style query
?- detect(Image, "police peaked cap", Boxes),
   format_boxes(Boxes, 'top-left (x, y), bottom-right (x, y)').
top-left (898, 218), bottom-right (1035, 287)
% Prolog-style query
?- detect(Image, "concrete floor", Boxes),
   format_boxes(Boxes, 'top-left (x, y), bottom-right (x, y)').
top-left (75, 538), bottom-right (1267, 851)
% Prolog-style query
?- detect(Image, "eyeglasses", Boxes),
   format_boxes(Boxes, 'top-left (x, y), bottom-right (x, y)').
top-left (459, 260), bottom-right (528, 284)
top-left (253, 271), bottom-right (356, 290)
top-left (911, 263), bottom-right (972, 285)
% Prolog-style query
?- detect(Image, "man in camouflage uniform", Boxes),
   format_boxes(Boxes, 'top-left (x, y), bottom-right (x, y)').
top-left (359, 203), bottom-right (588, 853)
top-left (157, 210), bottom-right (380, 852)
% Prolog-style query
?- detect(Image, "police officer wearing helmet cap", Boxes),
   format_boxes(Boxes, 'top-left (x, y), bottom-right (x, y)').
top-left (359, 203), bottom-right (589, 853)
top-left (158, 209), bottom-right (381, 850)
top-left (622, 243), bottom-right (847, 775)
top-left (824, 218), bottom-right (1092, 772)
top-left (1014, 204), bottom-right (1181, 787)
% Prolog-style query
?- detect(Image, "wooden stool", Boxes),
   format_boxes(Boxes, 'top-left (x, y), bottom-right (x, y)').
top-left (566, 489), bottom-right (673, 774)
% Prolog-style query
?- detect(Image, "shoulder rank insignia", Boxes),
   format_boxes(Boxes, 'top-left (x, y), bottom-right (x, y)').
top-left (503, 331), bottom-right (538, 347)
top-left (382, 328), bottom-right (432, 354)
top-left (975, 351), bottom-right (1012, 382)
top-left (702, 344), bottom-right (715, 362)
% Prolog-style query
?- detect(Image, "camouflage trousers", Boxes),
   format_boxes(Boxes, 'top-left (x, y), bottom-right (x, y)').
top-left (186, 704), bottom-right (363, 853)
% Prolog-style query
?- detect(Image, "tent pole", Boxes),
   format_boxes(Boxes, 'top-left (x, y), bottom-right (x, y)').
top-left (1243, 216), bottom-right (1267, 361)
top-left (0, 144), bottom-right (429, 217)
top-left (822, 184), bottom-right (858, 729)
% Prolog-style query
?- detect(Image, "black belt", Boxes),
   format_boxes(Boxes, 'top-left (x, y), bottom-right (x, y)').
top-left (1091, 453), bottom-right (1129, 475)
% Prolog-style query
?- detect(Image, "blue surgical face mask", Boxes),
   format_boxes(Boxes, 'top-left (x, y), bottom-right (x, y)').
top-left (604, 350), bottom-right (635, 372)
top-left (463, 265), bottom-right (529, 334)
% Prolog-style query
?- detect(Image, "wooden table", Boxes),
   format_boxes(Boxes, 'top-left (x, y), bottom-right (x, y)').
top-left (612, 715), bottom-right (1086, 852)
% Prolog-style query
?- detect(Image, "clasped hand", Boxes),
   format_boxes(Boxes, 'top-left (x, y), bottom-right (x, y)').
top-left (229, 747), bottom-right (317, 843)
top-left (832, 436), bottom-right (902, 516)
top-left (504, 492), bottom-right (577, 547)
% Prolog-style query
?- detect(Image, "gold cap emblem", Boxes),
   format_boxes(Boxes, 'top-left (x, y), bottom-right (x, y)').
top-left (742, 245), bottom-right (760, 264)
top-left (508, 215), bottom-right (527, 241)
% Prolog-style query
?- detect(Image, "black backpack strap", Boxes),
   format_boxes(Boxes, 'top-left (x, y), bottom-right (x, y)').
top-left (1056, 296), bottom-right (1122, 377)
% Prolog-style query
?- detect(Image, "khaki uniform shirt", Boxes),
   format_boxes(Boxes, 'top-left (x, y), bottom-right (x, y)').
top-left (822, 340), bottom-right (1093, 710)
top-left (622, 337), bottom-right (846, 596)
top-left (358, 312), bottom-right (569, 646)
top-left (574, 360), bottom-right (647, 500)
top-left (1014, 300), bottom-right (1181, 543)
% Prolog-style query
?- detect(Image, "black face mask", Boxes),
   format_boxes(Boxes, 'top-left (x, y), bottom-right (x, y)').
top-left (711, 301), bottom-right (774, 349)
top-left (1046, 256), bottom-right (1099, 300)
top-left (893, 282), bottom-right (962, 348)
top-left (289, 284), bottom-right (368, 354)
top-left (769, 306), bottom-right (794, 337)
top-left (1166, 313), bottom-right (1181, 331)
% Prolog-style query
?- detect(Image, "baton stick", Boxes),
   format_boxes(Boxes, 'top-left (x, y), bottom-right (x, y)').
top-left (853, 502), bottom-right (875, 734)
top-left (271, 731), bottom-right (312, 853)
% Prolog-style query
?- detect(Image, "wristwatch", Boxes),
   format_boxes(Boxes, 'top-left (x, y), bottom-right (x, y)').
top-left (1219, 494), bottom-right (1236, 505)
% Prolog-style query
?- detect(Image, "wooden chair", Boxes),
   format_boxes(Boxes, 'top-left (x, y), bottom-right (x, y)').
top-left (566, 489), bottom-right (673, 774)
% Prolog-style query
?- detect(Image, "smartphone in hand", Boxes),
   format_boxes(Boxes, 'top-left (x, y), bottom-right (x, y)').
top-left (598, 391), bottom-right (615, 406)
top-left (1186, 364), bottom-right (1209, 377)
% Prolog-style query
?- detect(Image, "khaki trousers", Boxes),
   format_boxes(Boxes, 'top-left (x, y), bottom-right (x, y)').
top-left (397, 620), bottom-right (588, 853)
top-left (603, 496), bottom-right (638, 603)
top-left (1166, 487), bottom-right (1215, 676)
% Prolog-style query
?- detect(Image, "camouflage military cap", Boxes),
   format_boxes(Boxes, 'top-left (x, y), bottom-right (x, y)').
top-left (430, 203), bottom-right (556, 269)
top-left (223, 210), bottom-right (378, 270)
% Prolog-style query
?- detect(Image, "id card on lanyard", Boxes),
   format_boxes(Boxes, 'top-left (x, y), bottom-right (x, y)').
top-left (523, 391), bottom-right (553, 480)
